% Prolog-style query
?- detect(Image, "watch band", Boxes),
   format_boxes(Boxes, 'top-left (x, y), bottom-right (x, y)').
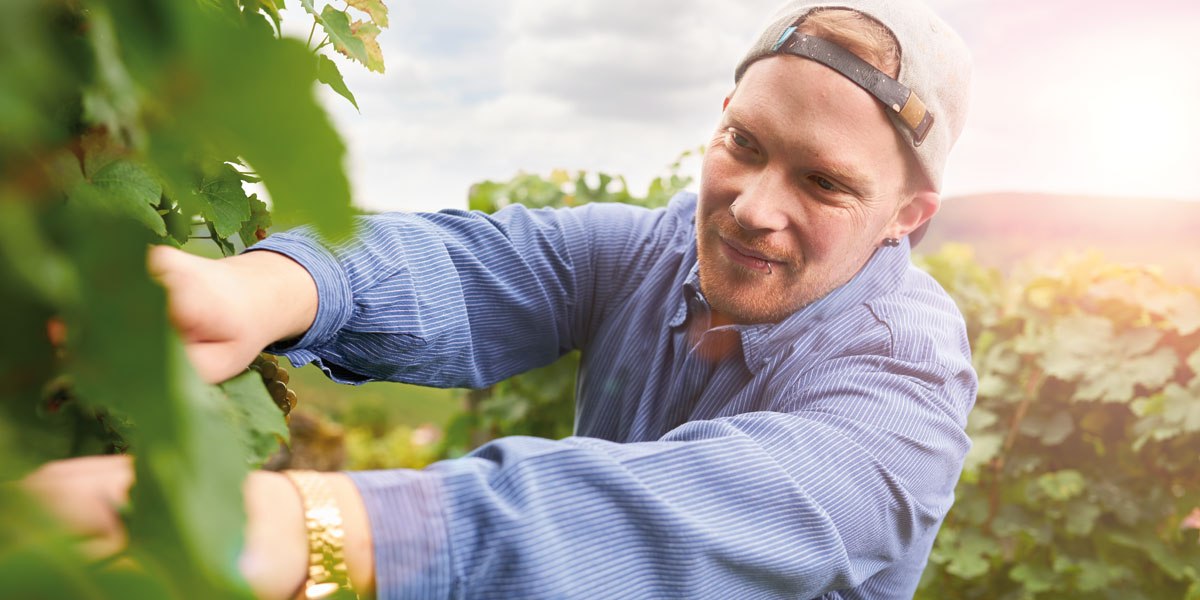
top-left (283, 470), bottom-right (358, 600)
top-left (772, 26), bottom-right (935, 146)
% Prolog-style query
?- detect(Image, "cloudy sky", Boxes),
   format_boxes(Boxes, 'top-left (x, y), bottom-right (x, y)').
top-left (287, 0), bottom-right (1200, 213)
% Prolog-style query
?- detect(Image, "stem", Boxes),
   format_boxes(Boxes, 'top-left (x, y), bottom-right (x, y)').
top-left (984, 363), bottom-right (1044, 533)
top-left (306, 19), bottom-right (317, 48)
top-left (315, 36), bottom-right (331, 52)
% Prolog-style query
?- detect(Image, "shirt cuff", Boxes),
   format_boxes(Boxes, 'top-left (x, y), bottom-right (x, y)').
top-left (348, 469), bottom-right (457, 599)
top-left (244, 233), bottom-right (355, 358)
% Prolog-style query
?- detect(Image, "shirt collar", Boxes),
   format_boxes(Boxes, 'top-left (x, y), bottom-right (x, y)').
top-left (670, 237), bottom-right (913, 373)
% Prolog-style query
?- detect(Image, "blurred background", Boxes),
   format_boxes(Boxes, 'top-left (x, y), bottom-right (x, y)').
top-left (260, 2), bottom-right (1200, 595)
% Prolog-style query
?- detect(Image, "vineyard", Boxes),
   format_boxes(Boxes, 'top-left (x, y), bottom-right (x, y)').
top-left (3, 0), bottom-right (1200, 598)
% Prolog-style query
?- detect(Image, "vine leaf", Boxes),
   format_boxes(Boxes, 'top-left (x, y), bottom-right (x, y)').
top-left (157, 6), bottom-right (354, 237)
top-left (1010, 563), bottom-right (1057, 594)
top-left (238, 195), bottom-right (273, 248)
top-left (1161, 383), bottom-right (1200, 433)
top-left (196, 164), bottom-right (252, 239)
top-left (321, 6), bottom-right (368, 65)
top-left (80, 128), bottom-right (124, 179)
top-left (218, 369), bottom-right (290, 467)
top-left (351, 21), bottom-right (385, 73)
top-left (1036, 469), bottom-right (1085, 502)
top-left (317, 54), bottom-right (359, 110)
top-left (1019, 409), bottom-right (1074, 446)
top-left (1039, 316), bottom-right (1178, 402)
top-left (347, 0), bottom-right (388, 28)
top-left (69, 160), bottom-right (166, 237)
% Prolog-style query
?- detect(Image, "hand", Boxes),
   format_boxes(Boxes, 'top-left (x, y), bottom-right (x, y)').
top-left (17, 456), bottom-right (360, 600)
top-left (148, 245), bottom-right (319, 383)
top-left (19, 455), bottom-right (133, 561)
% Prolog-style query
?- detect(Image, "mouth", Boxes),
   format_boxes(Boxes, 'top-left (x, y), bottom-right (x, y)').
top-left (720, 237), bottom-right (778, 274)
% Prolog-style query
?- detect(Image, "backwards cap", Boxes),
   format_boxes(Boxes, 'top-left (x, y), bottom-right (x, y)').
top-left (735, 0), bottom-right (971, 242)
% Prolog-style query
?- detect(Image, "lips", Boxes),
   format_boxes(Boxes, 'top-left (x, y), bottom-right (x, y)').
top-left (720, 237), bottom-right (777, 273)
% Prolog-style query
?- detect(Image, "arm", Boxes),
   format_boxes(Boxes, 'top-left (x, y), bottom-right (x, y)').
top-left (350, 354), bottom-right (975, 598)
top-left (150, 199), bottom-right (681, 386)
top-left (250, 201), bottom-right (685, 388)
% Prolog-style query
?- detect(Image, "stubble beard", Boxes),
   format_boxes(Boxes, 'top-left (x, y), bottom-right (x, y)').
top-left (695, 218), bottom-right (812, 325)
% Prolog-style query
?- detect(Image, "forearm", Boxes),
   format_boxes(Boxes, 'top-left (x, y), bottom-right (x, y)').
top-left (241, 471), bottom-right (374, 599)
top-left (228, 250), bottom-right (319, 344)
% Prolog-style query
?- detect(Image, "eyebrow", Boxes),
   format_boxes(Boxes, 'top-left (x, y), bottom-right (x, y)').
top-left (725, 111), bottom-right (877, 197)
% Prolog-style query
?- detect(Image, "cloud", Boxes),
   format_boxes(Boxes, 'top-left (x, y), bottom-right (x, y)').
top-left (298, 0), bottom-right (1200, 214)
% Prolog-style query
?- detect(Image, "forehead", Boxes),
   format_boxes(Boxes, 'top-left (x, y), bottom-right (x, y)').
top-left (727, 56), bottom-right (910, 184)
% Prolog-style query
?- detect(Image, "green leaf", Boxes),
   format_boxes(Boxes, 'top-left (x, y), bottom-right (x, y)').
top-left (938, 528), bottom-right (995, 580)
top-left (197, 163), bottom-right (252, 239)
top-left (1019, 409), bottom-right (1074, 446)
top-left (237, 195), bottom-right (273, 247)
top-left (155, 7), bottom-right (353, 237)
top-left (57, 206), bottom-right (250, 596)
top-left (80, 127), bottom-right (125, 179)
top-left (1161, 383), bottom-right (1200, 433)
top-left (82, 8), bottom-right (145, 151)
top-left (1036, 469), bottom-right (1085, 502)
top-left (961, 432), bottom-right (1001, 478)
top-left (1040, 316), bottom-right (1179, 402)
top-left (1063, 499), bottom-right (1101, 537)
top-left (69, 160), bottom-right (166, 237)
top-left (347, 0), bottom-right (388, 28)
top-left (321, 6), bottom-right (368, 65)
top-left (316, 54), bottom-right (359, 110)
top-left (219, 369), bottom-right (289, 467)
top-left (1010, 563), bottom-right (1058, 593)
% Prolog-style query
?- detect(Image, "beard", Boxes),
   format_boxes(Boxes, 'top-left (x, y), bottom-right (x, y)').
top-left (695, 214), bottom-right (812, 325)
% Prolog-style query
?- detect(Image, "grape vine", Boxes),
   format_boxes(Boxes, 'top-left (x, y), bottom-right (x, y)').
top-left (0, 0), bottom-right (386, 596)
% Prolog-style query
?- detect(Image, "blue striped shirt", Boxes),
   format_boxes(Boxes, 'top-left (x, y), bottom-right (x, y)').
top-left (253, 192), bottom-right (976, 599)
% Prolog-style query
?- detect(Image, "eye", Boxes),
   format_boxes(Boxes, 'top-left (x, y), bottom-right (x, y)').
top-left (810, 175), bottom-right (838, 192)
top-left (724, 128), bottom-right (757, 155)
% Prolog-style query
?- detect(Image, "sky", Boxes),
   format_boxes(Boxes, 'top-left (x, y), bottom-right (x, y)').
top-left (286, 0), bottom-right (1200, 213)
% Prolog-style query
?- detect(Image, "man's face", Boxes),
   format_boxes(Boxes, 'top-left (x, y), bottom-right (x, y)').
top-left (696, 56), bottom-right (921, 325)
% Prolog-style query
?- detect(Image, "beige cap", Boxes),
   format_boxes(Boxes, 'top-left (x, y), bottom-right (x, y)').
top-left (735, 0), bottom-right (972, 197)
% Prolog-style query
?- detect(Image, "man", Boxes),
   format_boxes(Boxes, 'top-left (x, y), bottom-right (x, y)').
top-left (25, 0), bottom-right (975, 597)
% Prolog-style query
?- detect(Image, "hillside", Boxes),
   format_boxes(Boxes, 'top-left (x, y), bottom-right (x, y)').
top-left (916, 192), bottom-right (1200, 282)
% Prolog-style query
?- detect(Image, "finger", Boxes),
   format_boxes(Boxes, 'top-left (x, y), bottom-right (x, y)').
top-left (146, 244), bottom-right (183, 280)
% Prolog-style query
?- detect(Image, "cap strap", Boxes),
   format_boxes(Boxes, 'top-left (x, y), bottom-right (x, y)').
top-left (772, 26), bottom-right (934, 146)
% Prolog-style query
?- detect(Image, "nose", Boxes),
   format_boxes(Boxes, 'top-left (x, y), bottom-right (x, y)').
top-left (728, 168), bottom-right (790, 232)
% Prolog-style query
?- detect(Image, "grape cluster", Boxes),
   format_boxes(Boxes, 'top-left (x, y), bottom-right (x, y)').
top-left (249, 353), bottom-right (297, 416)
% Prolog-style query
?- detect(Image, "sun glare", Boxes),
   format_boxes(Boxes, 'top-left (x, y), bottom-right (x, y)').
top-left (1072, 34), bottom-right (1199, 200)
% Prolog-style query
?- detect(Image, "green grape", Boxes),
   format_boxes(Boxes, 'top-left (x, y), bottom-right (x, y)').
top-left (249, 353), bottom-right (297, 416)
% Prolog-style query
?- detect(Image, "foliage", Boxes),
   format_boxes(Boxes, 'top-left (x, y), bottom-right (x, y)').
top-left (0, 0), bottom-right (382, 596)
top-left (915, 245), bottom-right (1200, 599)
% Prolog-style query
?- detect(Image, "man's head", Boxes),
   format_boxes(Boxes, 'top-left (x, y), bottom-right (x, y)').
top-left (695, 0), bottom-right (970, 326)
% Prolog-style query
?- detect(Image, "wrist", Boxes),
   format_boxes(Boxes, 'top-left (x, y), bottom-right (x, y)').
top-left (327, 474), bottom-right (374, 597)
top-left (240, 471), bottom-right (308, 600)
top-left (229, 250), bottom-right (319, 344)
top-left (279, 471), bottom-right (375, 599)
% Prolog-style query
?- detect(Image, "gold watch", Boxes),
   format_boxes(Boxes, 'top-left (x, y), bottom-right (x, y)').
top-left (283, 470), bottom-right (359, 599)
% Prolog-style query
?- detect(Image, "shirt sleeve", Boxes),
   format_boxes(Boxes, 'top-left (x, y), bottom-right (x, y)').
top-left (246, 200), bottom-right (686, 388)
top-left (348, 352), bottom-right (975, 599)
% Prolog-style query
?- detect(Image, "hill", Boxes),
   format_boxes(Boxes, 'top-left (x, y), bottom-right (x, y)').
top-left (917, 192), bottom-right (1200, 283)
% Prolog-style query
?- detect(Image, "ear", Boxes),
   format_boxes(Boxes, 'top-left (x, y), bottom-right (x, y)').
top-left (890, 189), bottom-right (940, 239)
top-left (723, 96), bottom-right (731, 111)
